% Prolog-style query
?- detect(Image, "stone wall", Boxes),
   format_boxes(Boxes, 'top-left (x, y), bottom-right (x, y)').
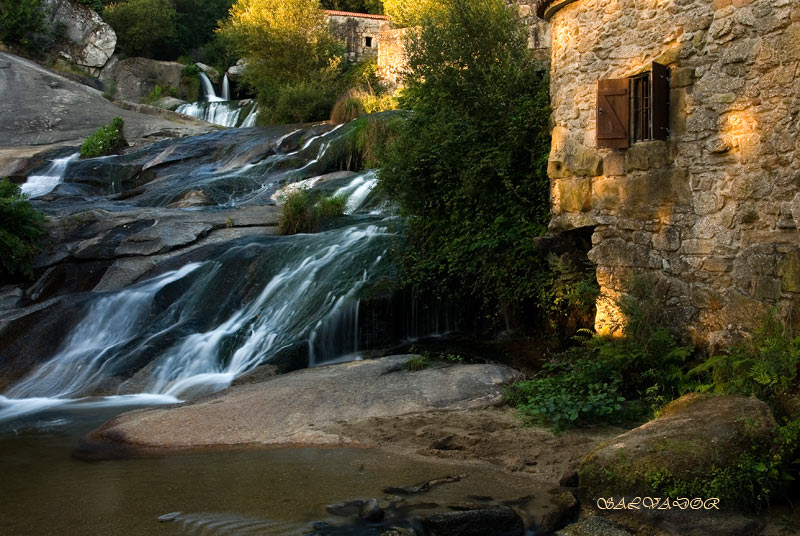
top-left (326, 12), bottom-right (391, 63)
top-left (513, 0), bottom-right (551, 62)
top-left (542, 0), bottom-right (800, 349)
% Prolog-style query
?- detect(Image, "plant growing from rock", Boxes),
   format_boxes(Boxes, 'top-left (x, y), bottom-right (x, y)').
top-left (278, 190), bottom-right (347, 235)
top-left (80, 117), bottom-right (127, 159)
top-left (0, 179), bottom-right (46, 281)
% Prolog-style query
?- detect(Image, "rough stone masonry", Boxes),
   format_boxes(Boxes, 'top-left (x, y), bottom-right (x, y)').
top-left (536, 0), bottom-right (800, 350)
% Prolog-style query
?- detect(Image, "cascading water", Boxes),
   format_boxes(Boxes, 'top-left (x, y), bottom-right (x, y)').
top-left (222, 74), bottom-right (231, 100)
top-left (20, 153), bottom-right (79, 198)
top-left (0, 171), bottom-right (387, 421)
top-left (199, 71), bottom-right (223, 102)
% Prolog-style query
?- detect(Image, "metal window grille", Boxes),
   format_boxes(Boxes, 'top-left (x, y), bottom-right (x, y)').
top-left (631, 73), bottom-right (652, 142)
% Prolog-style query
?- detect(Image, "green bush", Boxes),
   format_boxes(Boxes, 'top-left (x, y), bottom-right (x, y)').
top-left (103, 0), bottom-right (177, 58)
top-left (330, 94), bottom-right (365, 125)
top-left (80, 117), bottom-right (127, 159)
top-left (75, 0), bottom-right (104, 14)
top-left (506, 279), bottom-right (695, 431)
top-left (278, 190), bottom-right (347, 235)
top-left (405, 356), bottom-right (430, 372)
top-left (377, 0), bottom-right (552, 323)
top-left (140, 85), bottom-right (178, 104)
top-left (0, 179), bottom-right (46, 281)
top-left (691, 311), bottom-right (800, 413)
top-left (0, 0), bottom-right (46, 50)
top-left (270, 83), bottom-right (335, 125)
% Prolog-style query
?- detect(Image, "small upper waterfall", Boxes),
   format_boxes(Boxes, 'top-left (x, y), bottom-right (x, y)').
top-left (198, 72), bottom-right (223, 102)
top-left (20, 153), bottom-right (79, 198)
top-left (176, 100), bottom-right (258, 128)
top-left (222, 74), bottom-right (231, 100)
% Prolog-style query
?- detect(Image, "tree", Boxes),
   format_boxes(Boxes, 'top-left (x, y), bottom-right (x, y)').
top-left (378, 0), bottom-right (552, 324)
top-left (0, 0), bottom-right (46, 50)
top-left (320, 0), bottom-right (383, 14)
top-left (103, 0), bottom-right (177, 58)
top-left (218, 0), bottom-right (346, 122)
top-left (0, 179), bottom-right (46, 281)
top-left (382, 0), bottom-right (443, 27)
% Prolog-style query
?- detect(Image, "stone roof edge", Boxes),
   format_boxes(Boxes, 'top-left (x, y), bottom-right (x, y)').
top-left (535, 0), bottom-right (580, 21)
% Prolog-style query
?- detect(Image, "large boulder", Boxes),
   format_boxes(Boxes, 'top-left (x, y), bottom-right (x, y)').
top-left (44, 0), bottom-right (116, 72)
top-left (579, 394), bottom-right (776, 498)
top-left (110, 58), bottom-right (187, 102)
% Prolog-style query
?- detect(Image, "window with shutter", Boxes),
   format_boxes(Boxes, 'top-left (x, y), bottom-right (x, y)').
top-left (597, 62), bottom-right (670, 148)
top-left (597, 78), bottom-right (630, 149)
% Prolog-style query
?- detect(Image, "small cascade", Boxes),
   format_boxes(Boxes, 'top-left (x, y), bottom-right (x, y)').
top-left (334, 171), bottom-right (379, 214)
top-left (240, 107), bottom-right (258, 128)
top-left (222, 74), bottom-right (231, 100)
top-left (198, 72), bottom-right (223, 102)
top-left (20, 153), bottom-right (79, 198)
top-left (176, 101), bottom-right (259, 128)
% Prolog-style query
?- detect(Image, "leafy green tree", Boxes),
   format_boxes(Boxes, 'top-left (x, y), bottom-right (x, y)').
top-left (218, 0), bottom-right (345, 121)
top-left (173, 0), bottom-right (234, 56)
top-left (378, 0), bottom-right (552, 322)
top-left (320, 0), bottom-right (383, 14)
top-left (0, 0), bottom-right (46, 50)
top-left (382, 0), bottom-right (443, 27)
top-left (0, 179), bottom-right (46, 281)
top-left (103, 0), bottom-right (177, 58)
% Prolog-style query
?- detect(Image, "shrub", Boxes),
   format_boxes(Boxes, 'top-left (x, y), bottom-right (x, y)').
top-left (103, 0), bottom-right (177, 58)
top-left (0, 179), bottom-right (46, 281)
top-left (270, 83), bottom-right (335, 125)
top-left (278, 190), bottom-right (347, 235)
top-left (140, 85), bottom-right (178, 104)
top-left (377, 0), bottom-right (552, 323)
top-left (330, 94), bottom-right (365, 125)
top-left (690, 311), bottom-right (800, 413)
top-left (405, 356), bottom-right (430, 372)
top-left (0, 0), bottom-right (46, 50)
top-left (80, 117), bottom-right (127, 158)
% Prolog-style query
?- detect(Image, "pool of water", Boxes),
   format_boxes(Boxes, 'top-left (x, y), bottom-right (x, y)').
top-left (1, 404), bottom-right (549, 535)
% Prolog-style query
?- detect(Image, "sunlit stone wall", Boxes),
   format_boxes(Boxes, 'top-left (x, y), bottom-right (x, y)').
top-left (543, 0), bottom-right (800, 349)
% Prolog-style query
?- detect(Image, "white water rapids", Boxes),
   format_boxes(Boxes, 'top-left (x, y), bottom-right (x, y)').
top-left (20, 153), bottom-right (79, 198)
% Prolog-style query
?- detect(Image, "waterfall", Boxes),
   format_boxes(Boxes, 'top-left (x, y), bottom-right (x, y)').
top-left (20, 153), bottom-right (79, 198)
top-left (198, 72), bottom-right (223, 102)
top-left (222, 74), bottom-right (230, 101)
top-left (0, 180), bottom-right (387, 420)
top-left (176, 101), bottom-right (259, 128)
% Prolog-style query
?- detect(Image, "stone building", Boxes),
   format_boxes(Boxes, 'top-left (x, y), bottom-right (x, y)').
top-left (325, 10), bottom-right (391, 63)
top-left (535, 0), bottom-right (800, 349)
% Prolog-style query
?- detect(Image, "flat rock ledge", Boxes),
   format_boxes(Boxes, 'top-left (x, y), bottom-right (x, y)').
top-left (76, 356), bottom-right (521, 460)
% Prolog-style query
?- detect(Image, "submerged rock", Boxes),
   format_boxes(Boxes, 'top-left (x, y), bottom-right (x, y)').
top-left (420, 506), bottom-right (524, 536)
top-left (359, 499), bottom-right (385, 522)
top-left (555, 516), bottom-right (631, 536)
top-left (536, 491), bottom-right (578, 535)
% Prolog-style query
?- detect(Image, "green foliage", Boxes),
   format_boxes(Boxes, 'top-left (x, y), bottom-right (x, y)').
top-left (330, 94), bottom-right (365, 125)
top-left (325, 112), bottom-right (406, 171)
top-left (75, 0), bottom-right (104, 14)
top-left (173, 0), bottom-right (234, 57)
top-left (140, 84), bottom-right (178, 104)
top-left (278, 190), bottom-right (347, 235)
top-left (0, 179), bottom-right (46, 281)
top-left (405, 356), bottom-right (430, 372)
top-left (0, 0), bottom-right (46, 51)
top-left (219, 0), bottom-right (345, 120)
top-left (80, 117), bottom-right (127, 159)
top-left (320, 0), bottom-right (384, 14)
top-left (270, 82), bottom-right (335, 124)
top-left (383, 0), bottom-right (442, 27)
top-left (377, 0), bottom-right (552, 319)
top-left (690, 311), bottom-right (800, 412)
top-left (507, 279), bottom-right (695, 431)
top-left (104, 0), bottom-right (177, 58)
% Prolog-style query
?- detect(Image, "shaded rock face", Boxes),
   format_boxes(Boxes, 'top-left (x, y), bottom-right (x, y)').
top-left (579, 394), bottom-right (776, 498)
top-left (44, 0), bottom-right (116, 71)
top-left (110, 58), bottom-right (187, 102)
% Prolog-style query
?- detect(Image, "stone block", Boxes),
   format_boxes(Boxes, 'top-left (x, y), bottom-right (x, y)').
top-left (603, 152), bottom-right (626, 176)
top-left (671, 67), bottom-right (695, 88)
top-left (548, 126), bottom-right (603, 178)
top-left (556, 178), bottom-right (592, 213)
top-left (779, 251), bottom-right (800, 292)
top-left (625, 141), bottom-right (672, 171)
top-left (652, 225), bottom-right (681, 251)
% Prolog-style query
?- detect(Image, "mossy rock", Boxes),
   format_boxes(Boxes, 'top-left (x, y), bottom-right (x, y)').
top-left (579, 394), bottom-right (776, 500)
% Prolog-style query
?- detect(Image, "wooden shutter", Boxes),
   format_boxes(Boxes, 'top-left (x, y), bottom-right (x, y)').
top-left (651, 62), bottom-right (670, 141)
top-left (597, 78), bottom-right (630, 149)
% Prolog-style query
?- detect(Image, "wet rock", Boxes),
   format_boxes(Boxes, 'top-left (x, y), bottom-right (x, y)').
top-left (114, 222), bottom-right (213, 257)
top-left (230, 364), bottom-right (279, 386)
top-left (64, 160), bottom-right (155, 195)
top-left (195, 62), bottom-right (220, 83)
top-left (0, 286), bottom-right (23, 310)
top-left (384, 474), bottom-right (467, 495)
top-left (537, 491), bottom-right (578, 534)
top-left (359, 498), bottom-right (385, 522)
top-left (420, 506), bottom-right (524, 536)
top-left (326, 500), bottom-right (364, 517)
top-left (157, 512), bottom-right (182, 522)
top-left (447, 502), bottom-right (485, 511)
top-left (555, 516), bottom-right (631, 536)
top-left (380, 529), bottom-right (416, 536)
top-left (167, 189), bottom-right (214, 208)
